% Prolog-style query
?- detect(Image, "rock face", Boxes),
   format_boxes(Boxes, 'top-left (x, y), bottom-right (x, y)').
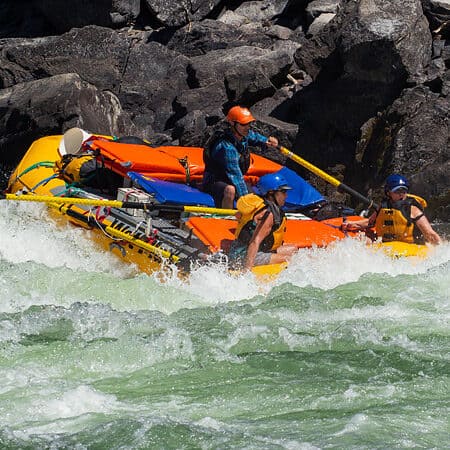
top-left (357, 85), bottom-right (450, 219)
top-left (0, 0), bottom-right (448, 220)
top-left (292, 0), bottom-right (431, 166)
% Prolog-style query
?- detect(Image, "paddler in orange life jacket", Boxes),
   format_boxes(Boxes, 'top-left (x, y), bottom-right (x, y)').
top-left (228, 173), bottom-right (298, 270)
top-left (202, 106), bottom-right (279, 209)
top-left (342, 174), bottom-right (441, 245)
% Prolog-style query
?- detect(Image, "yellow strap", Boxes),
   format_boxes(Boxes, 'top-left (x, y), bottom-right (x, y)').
top-left (3, 193), bottom-right (237, 215)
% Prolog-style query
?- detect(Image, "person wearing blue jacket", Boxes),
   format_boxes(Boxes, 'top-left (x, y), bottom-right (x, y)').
top-left (202, 106), bottom-right (278, 209)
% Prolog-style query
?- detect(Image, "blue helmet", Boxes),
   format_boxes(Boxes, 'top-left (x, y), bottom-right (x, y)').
top-left (257, 173), bottom-right (292, 196)
top-left (385, 174), bottom-right (409, 193)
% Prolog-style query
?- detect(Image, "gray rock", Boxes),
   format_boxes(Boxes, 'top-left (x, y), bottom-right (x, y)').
top-left (291, 0), bottom-right (432, 168)
top-left (233, 0), bottom-right (291, 23)
top-left (0, 26), bottom-right (129, 90)
top-left (307, 13), bottom-right (336, 36)
top-left (143, 0), bottom-right (222, 27)
top-left (170, 83), bottom-right (228, 145)
top-left (120, 41), bottom-right (191, 134)
top-left (217, 11), bottom-right (248, 27)
top-left (165, 19), bottom-right (273, 57)
top-left (265, 25), bottom-right (294, 40)
top-left (357, 86), bottom-right (449, 219)
top-left (306, 0), bottom-right (340, 23)
top-left (189, 43), bottom-right (296, 105)
top-left (0, 73), bottom-right (134, 165)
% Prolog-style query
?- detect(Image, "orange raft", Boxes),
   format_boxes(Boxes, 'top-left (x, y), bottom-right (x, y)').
top-left (186, 216), bottom-right (361, 254)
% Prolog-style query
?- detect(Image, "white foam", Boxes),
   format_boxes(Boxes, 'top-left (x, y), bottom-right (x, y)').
top-left (334, 413), bottom-right (369, 436)
top-left (1, 199), bottom-right (449, 306)
top-left (277, 237), bottom-right (450, 290)
top-left (0, 201), bottom-right (133, 276)
top-left (5, 385), bottom-right (122, 439)
top-left (44, 385), bottom-right (118, 419)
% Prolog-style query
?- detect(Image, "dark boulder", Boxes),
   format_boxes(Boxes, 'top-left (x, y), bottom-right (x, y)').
top-left (0, 73), bottom-right (134, 166)
top-left (291, 0), bottom-right (432, 170)
top-left (120, 40), bottom-right (191, 135)
top-left (422, 0), bottom-right (450, 37)
top-left (142, 0), bottom-right (222, 27)
top-left (34, 0), bottom-right (141, 32)
top-left (189, 42), bottom-right (299, 105)
top-left (356, 85), bottom-right (449, 219)
top-left (0, 26), bottom-right (129, 90)
top-left (163, 19), bottom-right (274, 56)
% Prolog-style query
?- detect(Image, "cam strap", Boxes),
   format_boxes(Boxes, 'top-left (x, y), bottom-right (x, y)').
top-left (178, 156), bottom-right (191, 184)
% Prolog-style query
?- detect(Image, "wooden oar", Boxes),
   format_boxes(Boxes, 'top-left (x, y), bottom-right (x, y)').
top-left (278, 145), bottom-right (378, 209)
top-left (1, 192), bottom-right (237, 215)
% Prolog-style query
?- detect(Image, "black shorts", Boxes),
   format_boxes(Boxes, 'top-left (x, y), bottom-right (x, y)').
top-left (203, 181), bottom-right (229, 208)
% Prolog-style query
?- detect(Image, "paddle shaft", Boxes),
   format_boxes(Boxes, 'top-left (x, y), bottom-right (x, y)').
top-left (1, 193), bottom-right (237, 215)
top-left (278, 146), bottom-right (378, 209)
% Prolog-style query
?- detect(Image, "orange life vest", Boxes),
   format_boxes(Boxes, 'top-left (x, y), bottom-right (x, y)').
top-left (234, 194), bottom-right (286, 252)
top-left (374, 194), bottom-right (427, 244)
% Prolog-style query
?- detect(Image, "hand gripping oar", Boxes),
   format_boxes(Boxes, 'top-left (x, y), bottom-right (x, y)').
top-left (0, 193), bottom-right (237, 216)
top-left (278, 145), bottom-right (379, 210)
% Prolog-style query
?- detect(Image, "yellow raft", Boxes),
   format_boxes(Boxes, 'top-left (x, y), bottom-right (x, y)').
top-left (6, 135), bottom-right (430, 279)
top-left (7, 136), bottom-right (206, 275)
top-left (373, 241), bottom-right (430, 258)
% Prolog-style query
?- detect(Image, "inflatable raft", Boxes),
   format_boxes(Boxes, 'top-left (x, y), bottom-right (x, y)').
top-left (6, 134), bottom-right (429, 278)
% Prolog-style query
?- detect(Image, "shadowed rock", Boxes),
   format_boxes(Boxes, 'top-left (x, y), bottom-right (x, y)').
top-left (0, 73), bottom-right (134, 165)
top-left (143, 0), bottom-right (222, 27)
top-left (290, 0), bottom-right (432, 171)
top-left (357, 85), bottom-right (449, 219)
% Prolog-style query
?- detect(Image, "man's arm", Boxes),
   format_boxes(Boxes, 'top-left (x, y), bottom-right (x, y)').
top-left (411, 205), bottom-right (441, 245)
top-left (247, 130), bottom-right (278, 149)
top-left (244, 213), bottom-right (274, 269)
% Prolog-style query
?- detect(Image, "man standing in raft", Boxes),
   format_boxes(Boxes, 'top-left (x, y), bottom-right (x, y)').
top-left (202, 106), bottom-right (279, 209)
top-left (342, 174), bottom-right (441, 245)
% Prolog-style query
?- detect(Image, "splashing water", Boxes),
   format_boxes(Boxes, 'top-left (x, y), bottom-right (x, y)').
top-left (0, 200), bottom-right (449, 448)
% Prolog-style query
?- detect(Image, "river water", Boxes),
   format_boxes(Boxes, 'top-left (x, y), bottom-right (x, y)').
top-left (1, 200), bottom-right (449, 449)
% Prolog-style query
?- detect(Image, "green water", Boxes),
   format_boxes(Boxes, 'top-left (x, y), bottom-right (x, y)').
top-left (1, 202), bottom-right (449, 449)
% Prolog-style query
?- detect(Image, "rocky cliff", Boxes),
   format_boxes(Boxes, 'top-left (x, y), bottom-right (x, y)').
top-left (0, 0), bottom-right (448, 219)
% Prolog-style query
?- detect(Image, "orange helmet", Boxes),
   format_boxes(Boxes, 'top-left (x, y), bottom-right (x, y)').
top-left (226, 106), bottom-right (256, 125)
